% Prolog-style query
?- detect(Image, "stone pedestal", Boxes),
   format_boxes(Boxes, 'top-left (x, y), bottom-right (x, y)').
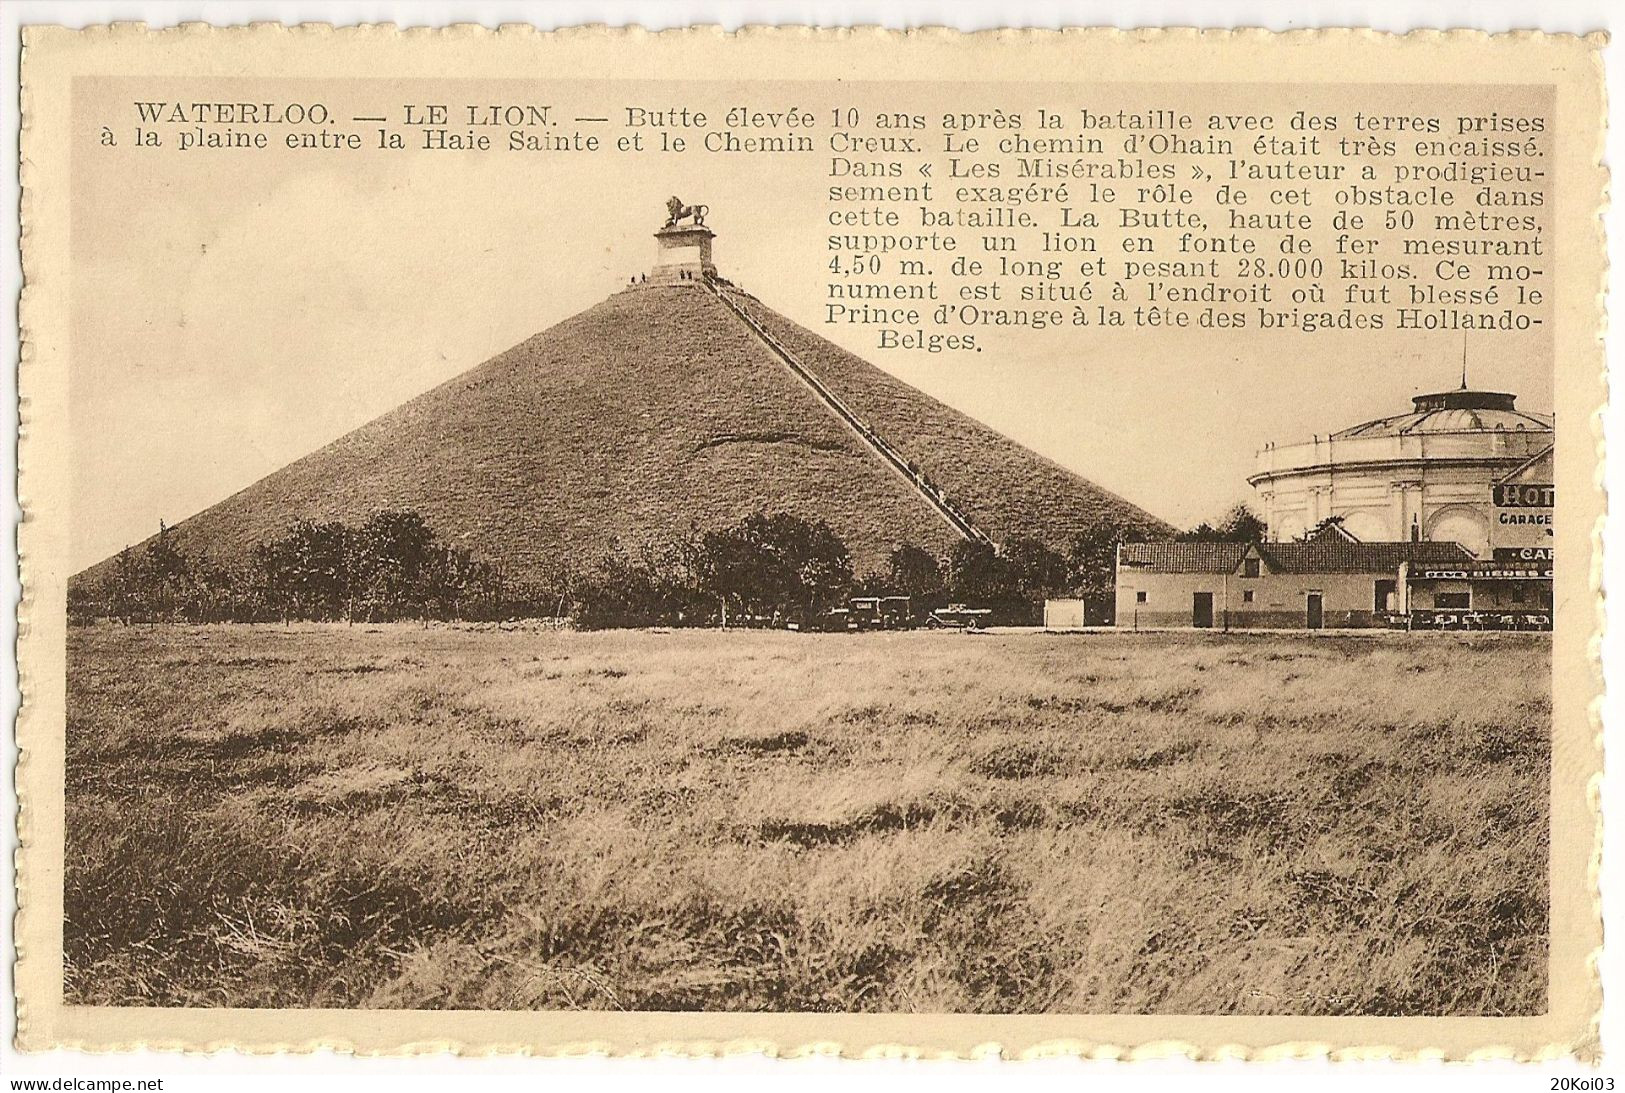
top-left (649, 224), bottom-right (716, 285)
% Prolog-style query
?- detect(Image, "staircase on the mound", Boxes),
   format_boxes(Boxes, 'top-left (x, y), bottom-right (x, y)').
top-left (701, 274), bottom-right (996, 548)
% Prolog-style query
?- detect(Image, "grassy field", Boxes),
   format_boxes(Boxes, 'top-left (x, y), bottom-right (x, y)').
top-left (65, 624), bottom-right (1549, 1014)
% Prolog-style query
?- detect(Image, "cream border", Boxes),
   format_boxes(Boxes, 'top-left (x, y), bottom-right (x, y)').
top-left (14, 24), bottom-right (1608, 1059)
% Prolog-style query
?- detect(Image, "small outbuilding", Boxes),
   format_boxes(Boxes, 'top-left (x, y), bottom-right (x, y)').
top-left (1114, 529), bottom-right (1476, 630)
top-left (1041, 595), bottom-right (1115, 629)
top-left (1042, 598), bottom-right (1088, 629)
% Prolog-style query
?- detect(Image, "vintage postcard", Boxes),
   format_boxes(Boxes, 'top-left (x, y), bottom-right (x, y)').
top-left (14, 25), bottom-right (1606, 1058)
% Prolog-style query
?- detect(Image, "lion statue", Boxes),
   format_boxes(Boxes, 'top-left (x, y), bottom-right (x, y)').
top-left (665, 195), bottom-right (709, 228)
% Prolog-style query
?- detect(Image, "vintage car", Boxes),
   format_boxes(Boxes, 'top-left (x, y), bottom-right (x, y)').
top-left (847, 595), bottom-right (915, 630)
top-left (796, 596), bottom-right (919, 633)
top-left (926, 603), bottom-right (993, 630)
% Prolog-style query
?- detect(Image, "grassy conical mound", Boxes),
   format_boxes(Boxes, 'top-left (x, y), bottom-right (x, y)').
top-left (76, 282), bottom-right (1169, 584)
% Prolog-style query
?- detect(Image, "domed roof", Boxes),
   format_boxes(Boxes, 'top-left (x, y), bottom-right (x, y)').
top-left (1330, 389), bottom-right (1553, 439)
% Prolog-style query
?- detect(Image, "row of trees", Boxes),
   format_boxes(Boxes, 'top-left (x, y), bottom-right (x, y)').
top-left (572, 518), bottom-right (1111, 629)
top-left (571, 503), bottom-right (1272, 628)
top-left (70, 504), bottom-right (1269, 629)
top-left (71, 514), bottom-right (568, 625)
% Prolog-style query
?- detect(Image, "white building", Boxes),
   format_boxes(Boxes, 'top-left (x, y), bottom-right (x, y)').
top-left (1247, 387), bottom-right (1553, 557)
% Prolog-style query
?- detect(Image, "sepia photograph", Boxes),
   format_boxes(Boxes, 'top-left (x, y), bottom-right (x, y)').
top-left (64, 194), bottom-right (1556, 1016)
top-left (11, 16), bottom-right (1606, 1063)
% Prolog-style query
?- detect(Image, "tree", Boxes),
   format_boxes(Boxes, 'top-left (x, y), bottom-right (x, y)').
top-left (354, 511), bottom-right (438, 619)
top-left (1179, 504), bottom-right (1267, 543)
top-left (295, 519), bottom-right (352, 618)
top-left (640, 530), bottom-right (710, 623)
top-left (100, 545), bottom-right (149, 624)
top-left (89, 522), bottom-right (193, 623)
top-left (144, 520), bottom-right (190, 621)
top-left (695, 512), bottom-right (853, 623)
top-left (185, 553), bottom-right (250, 622)
top-left (252, 518), bottom-right (353, 621)
top-left (572, 539), bottom-right (669, 629)
top-left (1220, 505), bottom-right (1269, 542)
top-left (429, 543), bottom-right (482, 621)
top-left (1067, 522), bottom-right (1149, 598)
top-left (1298, 514), bottom-right (1349, 542)
top-left (1000, 536), bottom-right (1070, 599)
top-left (945, 540), bottom-right (1013, 605)
top-left (886, 543), bottom-right (945, 602)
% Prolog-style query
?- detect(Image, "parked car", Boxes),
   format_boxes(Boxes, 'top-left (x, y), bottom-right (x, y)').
top-left (847, 595), bottom-right (914, 630)
top-left (798, 607), bottom-right (852, 633)
top-left (927, 603), bottom-right (992, 630)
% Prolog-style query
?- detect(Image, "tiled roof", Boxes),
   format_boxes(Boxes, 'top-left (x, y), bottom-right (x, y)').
top-left (1256, 540), bottom-right (1474, 574)
top-left (1118, 542), bottom-right (1247, 574)
top-left (1119, 540), bottom-right (1475, 576)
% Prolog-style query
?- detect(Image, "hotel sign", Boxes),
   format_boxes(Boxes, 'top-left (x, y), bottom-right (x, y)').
top-left (1491, 480), bottom-right (1554, 552)
top-left (1493, 483), bottom-right (1556, 508)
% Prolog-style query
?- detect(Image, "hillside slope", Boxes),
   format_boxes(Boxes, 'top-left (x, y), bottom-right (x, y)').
top-left (76, 283), bottom-right (1170, 585)
top-left (724, 285), bottom-right (1169, 546)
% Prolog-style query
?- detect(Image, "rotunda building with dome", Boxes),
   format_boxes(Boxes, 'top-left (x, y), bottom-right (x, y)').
top-left (1247, 386), bottom-right (1553, 558)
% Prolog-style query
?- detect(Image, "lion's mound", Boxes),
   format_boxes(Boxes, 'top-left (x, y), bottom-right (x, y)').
top-left (74, 237), bottom-right (1169, 587)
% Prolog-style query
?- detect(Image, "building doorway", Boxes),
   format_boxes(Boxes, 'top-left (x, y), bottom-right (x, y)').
top-left (1306, 592), bottom-right (1324, 630)
top-left (1192, 592), bottom-right (1214, 628)
top-left (1374, 579), bottom-right (1396, 613)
